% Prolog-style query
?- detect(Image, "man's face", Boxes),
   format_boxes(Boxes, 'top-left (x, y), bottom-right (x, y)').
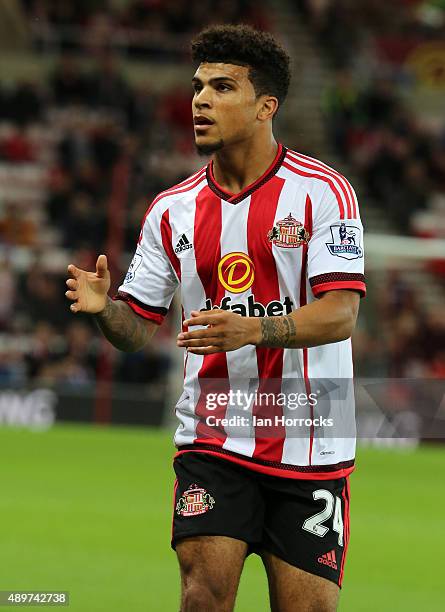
top-left (192, 63), bottom-right (259, 155)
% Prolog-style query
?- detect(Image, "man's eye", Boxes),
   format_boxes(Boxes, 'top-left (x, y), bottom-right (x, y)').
top-left (217, 84), bottom-right (231, 91)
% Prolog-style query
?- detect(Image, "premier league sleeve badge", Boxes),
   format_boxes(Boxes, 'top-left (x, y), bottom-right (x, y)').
top-left (326, 223), bottom-right (363, 260)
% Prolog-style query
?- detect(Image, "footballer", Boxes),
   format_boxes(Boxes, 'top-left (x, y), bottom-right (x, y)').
top-left (66, 25), bottom-right (365, 612)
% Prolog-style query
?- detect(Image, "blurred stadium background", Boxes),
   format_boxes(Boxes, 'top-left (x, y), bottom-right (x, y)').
top-left (0, 0), bottom-right (444, 610)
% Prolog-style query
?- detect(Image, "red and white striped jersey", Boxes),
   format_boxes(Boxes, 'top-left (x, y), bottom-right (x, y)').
top-left (116, 144), bottom-right (365, 480)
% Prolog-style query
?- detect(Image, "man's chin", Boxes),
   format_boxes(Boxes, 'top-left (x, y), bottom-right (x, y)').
top-left (195, 138), bottom-right (224, 156)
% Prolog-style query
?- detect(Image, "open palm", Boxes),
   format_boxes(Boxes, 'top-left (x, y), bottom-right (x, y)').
top-left (65, 254), bottom-right (111, 314)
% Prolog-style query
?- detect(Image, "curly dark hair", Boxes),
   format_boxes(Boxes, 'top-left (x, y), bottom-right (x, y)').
top-left (190, 24), bottom-right (291, 110)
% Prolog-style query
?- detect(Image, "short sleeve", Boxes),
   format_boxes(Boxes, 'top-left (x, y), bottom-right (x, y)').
top-left (114, 209), bottom-right (179, 325)
top-left (308, 183), bottom-right (366, 298)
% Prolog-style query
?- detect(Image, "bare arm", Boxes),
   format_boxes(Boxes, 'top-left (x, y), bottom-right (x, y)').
top-left (65, 254), bottom-right (157, 352)
top-left (94, 296), bottom-right (157, 352)
top-left (176, 290), bottom-right (360, 354)
top-left (258, 290), bottom-right (360, 348)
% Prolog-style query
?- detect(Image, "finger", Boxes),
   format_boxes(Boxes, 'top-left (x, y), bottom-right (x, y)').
top-left (70, 302), bottom-right (80, 313)
top-left (189, 309), bottom-right (224, 318)
top-left (66, 278), bottom-right (77, 289)
top-left (178, 329), bottom-right (222, 341)
top-left (187, 346), bottom-right (222, 355)
top-left (96, 254), bottom-right (108, 278)
top-left (183, 314), bottom-right (221, 327)
top-left (65, 290), bottom-right (78, 300)
top-left (67, 264), bottom-right (81, 279)
top-left (189, 310), bottom-right (205, 317)
top-left (177, 337), bottom-right (222, 348)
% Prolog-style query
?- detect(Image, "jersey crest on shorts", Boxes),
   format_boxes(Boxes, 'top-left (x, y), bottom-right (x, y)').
top-left (268, 213), bottom-right (310, 248)
top-left (176, 484), bottom-right (215, 517)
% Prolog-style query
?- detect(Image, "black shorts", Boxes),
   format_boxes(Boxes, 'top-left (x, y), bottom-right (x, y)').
top-left (172, 451), bottom-right (350, 587)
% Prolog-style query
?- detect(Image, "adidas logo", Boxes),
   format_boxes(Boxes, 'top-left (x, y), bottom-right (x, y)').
top-left (175, 234), bottom-right (193, 254)
top-left (317, 549), bottom-right (338, 570)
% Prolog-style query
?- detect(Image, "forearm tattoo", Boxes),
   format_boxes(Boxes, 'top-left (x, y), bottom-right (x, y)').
top-left (259, 315), bottom-right (298, 348)
top-left (94, 297), bottom-right (151, 352)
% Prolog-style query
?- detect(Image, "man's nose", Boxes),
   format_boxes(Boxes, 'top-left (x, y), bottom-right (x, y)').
top-left (194, 88), bottom-right (211, 108)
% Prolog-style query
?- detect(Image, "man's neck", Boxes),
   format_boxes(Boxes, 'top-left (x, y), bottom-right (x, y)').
top-left (211, 136), bottom-right (278, 195)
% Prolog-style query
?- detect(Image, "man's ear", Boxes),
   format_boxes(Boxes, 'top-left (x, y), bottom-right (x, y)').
top-left (257, 96), bottom-right (279, 122)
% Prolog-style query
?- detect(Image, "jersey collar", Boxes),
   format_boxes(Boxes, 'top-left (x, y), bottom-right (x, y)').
top-left (206, 143), bottom-right (287, 204)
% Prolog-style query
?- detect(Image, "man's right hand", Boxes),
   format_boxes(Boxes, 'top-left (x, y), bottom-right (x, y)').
top-left (66, 254), bottom-right (111, 314)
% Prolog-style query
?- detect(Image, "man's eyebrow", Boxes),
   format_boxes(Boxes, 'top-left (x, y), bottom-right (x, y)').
top-left (192, 76), bottom-right (238, 85)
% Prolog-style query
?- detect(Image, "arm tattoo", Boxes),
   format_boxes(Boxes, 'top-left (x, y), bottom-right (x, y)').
top-left (259, 315), bottom-right (298, 348)
top-left (94, 296), bottom-right (153, 352)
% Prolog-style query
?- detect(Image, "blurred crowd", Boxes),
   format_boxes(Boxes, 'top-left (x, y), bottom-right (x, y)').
top-left (22, 0), bottom-right (270, 59)
top-left (0, 52), bottom-right (196, 389)
top-left (309, 0), bottom-right (445, 378)
top-left (353, 271), bottom-right (445, 377)
top-left (296, 0), bottom-right (445, 68)
top-left (296, 0), bottom-right (445, 236)
top-left (323, 70), bottom-right (445, 234)
top-left (1, 1), bottom-right (269, 392)
top-left (0, 2), bottom-right (444, 394)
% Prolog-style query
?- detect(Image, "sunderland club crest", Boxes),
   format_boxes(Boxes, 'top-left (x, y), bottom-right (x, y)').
top-left (176, 484), bottom-right (215, 517)
top-left (268, 213), bottom-right (310, 248)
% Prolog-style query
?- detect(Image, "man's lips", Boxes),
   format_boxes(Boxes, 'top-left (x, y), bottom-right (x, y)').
top-left (194, 124), bottom-right (214, 133)
top-left (193, 115), bottom-right (215, 126)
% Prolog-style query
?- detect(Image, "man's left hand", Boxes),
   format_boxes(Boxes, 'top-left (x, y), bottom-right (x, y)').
top-left (177, 309), bottom-right (261, 355)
